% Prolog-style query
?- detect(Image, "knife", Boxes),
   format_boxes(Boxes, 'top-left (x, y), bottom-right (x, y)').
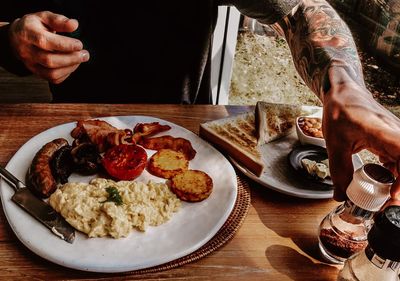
top-left (0, 166), bottom-right (75, 243)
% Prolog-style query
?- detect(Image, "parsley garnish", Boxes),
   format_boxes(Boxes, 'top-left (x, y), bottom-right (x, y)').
top-left (101, 186), bottom-right (123, 205)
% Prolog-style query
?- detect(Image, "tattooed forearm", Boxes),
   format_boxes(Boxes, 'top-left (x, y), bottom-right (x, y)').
top-left (275, 0), bottom-right (364, 99)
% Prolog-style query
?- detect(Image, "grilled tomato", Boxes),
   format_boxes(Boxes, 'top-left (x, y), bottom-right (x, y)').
top-left (102, 144), bottom-right (147, 180)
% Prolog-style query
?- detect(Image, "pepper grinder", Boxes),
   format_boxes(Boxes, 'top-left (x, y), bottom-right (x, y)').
top-left (337, 205), bottom-right (400, 281)
top-left (318, 163), bottom-right (394, 264)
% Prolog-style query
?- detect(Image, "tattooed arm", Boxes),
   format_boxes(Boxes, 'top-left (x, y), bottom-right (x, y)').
top-left (274, 0), bottom-right (400, 201)
top-left (224, 0), bottom-right (400, 201)
top-left (274, 0), bottom-right (364, 98)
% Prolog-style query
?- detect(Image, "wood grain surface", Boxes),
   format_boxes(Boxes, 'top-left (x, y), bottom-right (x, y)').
top-left (0, 104), bottom-right (340, 280)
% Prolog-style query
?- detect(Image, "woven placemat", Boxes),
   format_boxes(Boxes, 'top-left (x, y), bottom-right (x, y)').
top-left (126, 175), bottom-right (251, 275)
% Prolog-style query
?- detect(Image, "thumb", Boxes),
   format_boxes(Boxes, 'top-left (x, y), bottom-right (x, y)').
top-left (39, 11), bottom-right (79, 33)
top-left (377, 165), bottom-right (400, 210)
top-left (390, 174), bottom-right (400, 201)
top-left (328, 147), bottom-right (354, 201)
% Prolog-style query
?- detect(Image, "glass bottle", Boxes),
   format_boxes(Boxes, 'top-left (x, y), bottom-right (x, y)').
top-left (337, 205), bottom-right (400, 281)
top-left (318, 163), bottom-right (394, 264)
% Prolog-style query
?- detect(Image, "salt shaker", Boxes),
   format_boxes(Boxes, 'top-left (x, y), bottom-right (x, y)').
top-left (318, 163), bottom-right (394, 264)
top-left (337, 205), bottom-right (400, 281)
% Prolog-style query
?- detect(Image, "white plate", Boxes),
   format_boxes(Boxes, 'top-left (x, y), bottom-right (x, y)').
top-left (0, 116), bottom-right (237, 273)
top-left (230, 106), bottom-right (363, 199)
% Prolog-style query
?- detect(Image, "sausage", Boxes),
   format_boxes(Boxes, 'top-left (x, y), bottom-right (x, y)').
top-left (27, 138), bottom-right (69, 198)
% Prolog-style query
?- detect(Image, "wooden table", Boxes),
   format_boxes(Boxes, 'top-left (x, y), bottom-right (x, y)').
top-left (0, 104), bottom-right (341, 280)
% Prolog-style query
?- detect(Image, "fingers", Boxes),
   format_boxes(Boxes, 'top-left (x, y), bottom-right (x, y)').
top-left (382, 198), bottom-right (400, 209)
top-left (8, 11), bottom-right (88, 83)
top-left (32, 30), bottom-right (83, 52)
top-left (36, 49), bottom-right (89, 68)
top-left (11, 11), bottom-right (83, 53)
top-left (37, 11), bottom-right (81, 51)
top-left (328, 148), bottom-right (354, 201)
top-left (52, 73), bottom-right (72, 84)
top-left (32, 63), bottom-right (80, 84)
top-left (383, 162), bottom-right (399, 178)
top-left (390, 167), bottom-right (400, 200)
top-left (38, 11), bottom-right (79, 33)
top-left (385, 181), bottom-right (400, 209)
top-left (21, 45), bottom-right (89, 83)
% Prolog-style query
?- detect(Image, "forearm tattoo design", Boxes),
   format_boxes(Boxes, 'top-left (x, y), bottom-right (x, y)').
top-left (275, 0), bottom-right (365, 98)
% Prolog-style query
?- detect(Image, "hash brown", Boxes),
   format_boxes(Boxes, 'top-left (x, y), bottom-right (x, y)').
top-left (147, 149), bottom-right (189, 179)
top-left (170, 170), bottom-right (213, 202)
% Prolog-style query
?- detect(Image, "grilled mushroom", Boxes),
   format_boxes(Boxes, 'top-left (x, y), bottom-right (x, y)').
top-left (50, 144), bottom-right (74, 184)
top-left (71, 142), bottom-right (102, 175)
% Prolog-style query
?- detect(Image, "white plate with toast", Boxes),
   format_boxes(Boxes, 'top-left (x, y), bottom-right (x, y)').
top-left (230, 106), bottom-right (363, 199)
top-left (0, 116), bottom-right (237, 272)
top-left (200, 104), bottom-right (363, 199)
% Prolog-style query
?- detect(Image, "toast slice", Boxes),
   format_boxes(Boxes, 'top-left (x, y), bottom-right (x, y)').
top-left (199, 112), bottom-right (264, 176)
top-left (255, 101), bottom-right (302, 145)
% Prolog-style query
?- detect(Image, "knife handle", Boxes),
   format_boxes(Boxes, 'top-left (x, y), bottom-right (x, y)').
top-left (0, 166), bottom-right (25, 191)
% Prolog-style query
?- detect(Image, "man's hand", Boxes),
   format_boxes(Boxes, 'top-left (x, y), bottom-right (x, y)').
top-left (323, 67), bottom-right (400, 201)
top-left (9, 11), bottom-right (89, 84)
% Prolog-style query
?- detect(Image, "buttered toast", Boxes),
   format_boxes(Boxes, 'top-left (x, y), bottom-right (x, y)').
top-left (199, 112), bottom-right (264, 176)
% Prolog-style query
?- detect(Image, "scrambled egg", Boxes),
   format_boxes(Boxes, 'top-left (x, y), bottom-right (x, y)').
top-left (49, 178), bottom-right (181, 238)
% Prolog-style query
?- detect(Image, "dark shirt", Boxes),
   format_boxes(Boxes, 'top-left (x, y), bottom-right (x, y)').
top-left (0, 0), bottom-right (299, 103)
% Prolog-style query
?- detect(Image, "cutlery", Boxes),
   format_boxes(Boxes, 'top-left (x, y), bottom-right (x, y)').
top-left (0, 166), bottom-right (75, 243)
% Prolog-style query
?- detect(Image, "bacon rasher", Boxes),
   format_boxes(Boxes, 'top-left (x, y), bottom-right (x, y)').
top-left (71, 120), bottom-right (132, 152)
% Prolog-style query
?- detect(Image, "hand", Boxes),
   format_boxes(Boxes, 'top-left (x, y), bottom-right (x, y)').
top-left (322, 67), bottom-right (400, 201)
top-left (8, 11), bottom-right (89, 84)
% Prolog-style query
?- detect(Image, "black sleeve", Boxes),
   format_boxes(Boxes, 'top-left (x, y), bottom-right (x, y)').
top-left (0, 2), bottom-right (53, 21)
top-left (0, 24), bottom-right (31, 76)
top-left (218, 0), bottom-right (301, 24)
